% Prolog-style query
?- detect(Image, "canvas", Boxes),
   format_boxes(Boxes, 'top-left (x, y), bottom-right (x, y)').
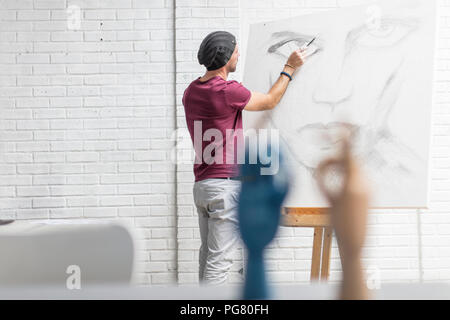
top-left (243, 0), bottom-right (436, 208)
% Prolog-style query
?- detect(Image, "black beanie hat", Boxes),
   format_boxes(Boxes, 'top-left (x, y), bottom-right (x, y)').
top-left (198, 31), bottom-right (237, 71)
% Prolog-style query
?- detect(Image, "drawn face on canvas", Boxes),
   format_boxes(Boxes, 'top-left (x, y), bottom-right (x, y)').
top-left (262, 8), bottom-right (421, 170)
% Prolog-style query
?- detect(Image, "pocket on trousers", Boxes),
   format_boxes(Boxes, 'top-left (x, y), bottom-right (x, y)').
top-left (207, 194), bottom-right (239, 225)
top-left (207, 198), bottom-right (225, 213)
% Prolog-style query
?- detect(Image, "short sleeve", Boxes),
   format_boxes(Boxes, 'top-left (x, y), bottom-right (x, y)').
top-left (223, 80), bottom-right (252, 111)
top-left (182, 86), bottom-right (190, 108)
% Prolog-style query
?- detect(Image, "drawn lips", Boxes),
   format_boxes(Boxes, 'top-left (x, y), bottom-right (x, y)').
top-left (296, 122), bottom-right (357, 150)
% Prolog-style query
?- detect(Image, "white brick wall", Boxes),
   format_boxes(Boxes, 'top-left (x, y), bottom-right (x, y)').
top-left (0, 0), bottom-right (176, 286)
top-left (1, 0), bottom-right (449, 287)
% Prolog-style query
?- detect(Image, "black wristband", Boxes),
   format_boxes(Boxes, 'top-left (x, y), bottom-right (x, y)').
top-left (280, 71), bottom-right (292, 81)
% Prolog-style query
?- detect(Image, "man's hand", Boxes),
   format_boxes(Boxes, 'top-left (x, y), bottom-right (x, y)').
top-left (316, 134), bottom-right (369, 260)
top-left (316, 133), bottom-right (370, 300)
top-left (286, 49), bottom-right (305, 72)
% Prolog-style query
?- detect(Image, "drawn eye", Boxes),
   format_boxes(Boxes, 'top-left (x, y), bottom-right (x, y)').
top-left (268, 38), bottom-right (320, 59)
top-left (352, 19), bottom-right (418, 48)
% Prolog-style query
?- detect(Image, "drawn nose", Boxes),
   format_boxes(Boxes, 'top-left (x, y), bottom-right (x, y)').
top-left (312, 40), bottom-right (353, 108)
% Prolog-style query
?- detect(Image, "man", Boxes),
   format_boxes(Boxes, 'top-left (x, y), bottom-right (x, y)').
top-left (182, 31), bottom-right (305, 285)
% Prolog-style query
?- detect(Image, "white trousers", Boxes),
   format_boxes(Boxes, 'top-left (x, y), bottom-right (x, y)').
top-left (193, 178), bottom-right (242, 286)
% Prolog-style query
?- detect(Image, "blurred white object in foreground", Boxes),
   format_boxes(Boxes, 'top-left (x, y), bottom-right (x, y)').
top-left (0, 220), bottom-right (134, 287)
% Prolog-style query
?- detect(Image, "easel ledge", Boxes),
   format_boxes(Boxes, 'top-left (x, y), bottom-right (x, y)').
top-left (281, 207), bottom-right (330, 228)
top-left (282, 206), bottom-right (426, 227)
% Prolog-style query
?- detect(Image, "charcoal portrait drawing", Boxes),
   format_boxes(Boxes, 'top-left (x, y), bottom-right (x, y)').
top-left (243, 0), bottom-right (436, 207)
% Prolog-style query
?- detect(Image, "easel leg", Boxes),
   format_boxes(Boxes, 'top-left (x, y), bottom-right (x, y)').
top-left (320, 227), bottom-right (333, 280)
top-left (311, 227), bottom-right (323, 281)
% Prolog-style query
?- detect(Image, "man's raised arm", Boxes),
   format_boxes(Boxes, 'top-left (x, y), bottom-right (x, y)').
top-left (244, 49), bottom-right (305, 112)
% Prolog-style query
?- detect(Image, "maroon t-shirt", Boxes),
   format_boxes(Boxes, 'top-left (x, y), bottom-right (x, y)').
top-left (182, 76), bottom-right (252, 182)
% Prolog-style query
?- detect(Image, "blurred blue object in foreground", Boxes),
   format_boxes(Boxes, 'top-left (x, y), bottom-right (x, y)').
top-left (238, 143), bottom-right (290, 300)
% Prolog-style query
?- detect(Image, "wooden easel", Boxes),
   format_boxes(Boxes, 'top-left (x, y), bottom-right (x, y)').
top-left (281, 208), bottom-right (339, 282)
